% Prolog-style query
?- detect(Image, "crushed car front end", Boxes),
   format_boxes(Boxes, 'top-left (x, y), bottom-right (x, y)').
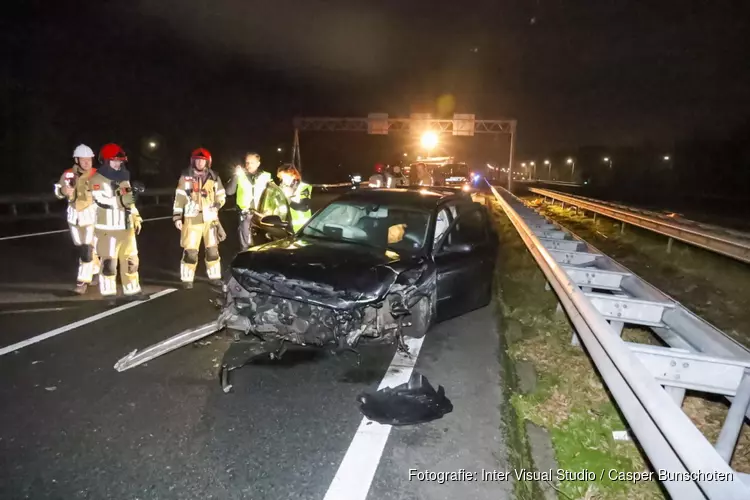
top-left (218, 253), bottom-right (435, 351)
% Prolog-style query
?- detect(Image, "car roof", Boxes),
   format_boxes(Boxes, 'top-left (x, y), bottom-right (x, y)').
top-left (333, 188), bottom-right (467, 210)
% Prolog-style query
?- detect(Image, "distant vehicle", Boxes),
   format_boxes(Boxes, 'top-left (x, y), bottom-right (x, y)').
top-left (435, 163), bottom-right (470, 188)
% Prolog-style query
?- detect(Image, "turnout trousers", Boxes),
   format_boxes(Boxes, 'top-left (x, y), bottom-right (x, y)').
top-left (180, 221), bottom-right (221, 283)
top-left (68, 223), bottom-right (101, 284)
top-left (96, 228), bottom-right (141, 296)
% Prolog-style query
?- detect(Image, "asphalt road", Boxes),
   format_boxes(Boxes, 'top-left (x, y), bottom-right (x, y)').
top-left (0, 189), bottom-right (512, 500)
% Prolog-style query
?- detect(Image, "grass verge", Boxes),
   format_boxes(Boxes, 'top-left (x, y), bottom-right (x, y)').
top-left (489, 198), bottom-right (665, 500)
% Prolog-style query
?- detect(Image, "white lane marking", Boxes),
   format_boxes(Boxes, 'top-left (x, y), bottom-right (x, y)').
top-left (323, 335), bottom-right (426, 500)
top-left (0, 216), bottom-right (174, 242)
top-left (0, 288), bottom-right (177, 356)
top-left (0, 307), bottom-right (67, 314)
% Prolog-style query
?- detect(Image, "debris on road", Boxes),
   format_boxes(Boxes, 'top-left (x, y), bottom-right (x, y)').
top-left (356, 372), bottom-right (453, 425)
top-left (113, 321), bottom-right (219, 372)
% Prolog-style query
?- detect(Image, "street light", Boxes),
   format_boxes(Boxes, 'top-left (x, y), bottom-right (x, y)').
top-left (420, 131), bottom-right (439, 153)
top-left (566, 157), bottom-right (575, 181)
top-left (663, 155), bottom-right (671, 161)
top-left (277, 147), bottom-right (282, 153)
top-left (403, 152), bottom-right (408, 157)
top-left (544, 159), bottom-right (551, 180)
top-left (603, 156), bottom-right (612, 168)
top-left (148, 141), bottom-right (157, 149)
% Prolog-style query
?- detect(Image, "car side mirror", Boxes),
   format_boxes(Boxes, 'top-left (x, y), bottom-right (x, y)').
top-left (260, 215), bottom-right (288, 229)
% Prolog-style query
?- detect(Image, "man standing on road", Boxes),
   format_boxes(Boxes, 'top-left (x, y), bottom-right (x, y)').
top-left (172, 148), bottom-right (227, 289)
top-left (54, 144), bottom-right (102, 294)
top-left (89, 143), bottom-right (147, 302)
top-left (225, 152), bottom-right (273, 251)
top-left (277, 164), bottom-right (312, 232)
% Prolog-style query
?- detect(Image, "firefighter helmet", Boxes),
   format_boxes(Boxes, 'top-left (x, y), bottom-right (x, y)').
top-left (99, 143), bottom-right (128, 163)
top-left (73, 144), bottom-right (95, 158)
top-left (191, 148), bottom-right (212, 168)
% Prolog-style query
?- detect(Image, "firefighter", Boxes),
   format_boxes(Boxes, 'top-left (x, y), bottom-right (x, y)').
top-left (54, 144), bottom-right (102, 294)
top-left (277, 164), bottom-right (312, 232)
top-left (225, 152), bottom-right (273, 251)
top-left (90, 143), bottom-right (147, 301)
top-left (172, 148), bottom-right (227, 289)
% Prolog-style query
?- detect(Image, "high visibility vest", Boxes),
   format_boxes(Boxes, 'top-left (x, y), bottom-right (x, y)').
top-left (236, 170), bottom-right (272, 211)
top-left (288, 181), bottom-right (312, 231)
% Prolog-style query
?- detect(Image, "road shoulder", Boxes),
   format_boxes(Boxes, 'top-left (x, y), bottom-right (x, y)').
top-left (367, 305), bottom-right (514, 500)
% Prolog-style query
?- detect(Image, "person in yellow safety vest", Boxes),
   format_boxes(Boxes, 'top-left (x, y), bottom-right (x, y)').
top-left (172, 148), bottom-right (227, 289)
top-left (225, 152), bottom-right (273, 251)
top-left (89, 143), bottom-right (147, 302)
top-left (54, 144), bottom-right (102, 294)
top-left (277, 164), bottom-right (312, 232)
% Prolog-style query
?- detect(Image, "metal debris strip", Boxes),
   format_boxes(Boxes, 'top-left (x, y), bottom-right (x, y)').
top-left (114, 321), bottom-right (219, 372)
top-left (489, 183), bottom-right (750, 499)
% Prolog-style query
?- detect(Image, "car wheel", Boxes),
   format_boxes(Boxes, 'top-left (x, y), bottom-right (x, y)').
top-left (403, 289), bottom-right (436, 339)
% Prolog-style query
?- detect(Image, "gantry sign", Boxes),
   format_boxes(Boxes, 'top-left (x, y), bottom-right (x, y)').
top-left (290, 113), bottom-right (518, 189)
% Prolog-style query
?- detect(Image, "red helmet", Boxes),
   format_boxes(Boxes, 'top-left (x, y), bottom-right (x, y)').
top-left (99, 143), bottom-right (127, 163)
top-left (191, 148), bottom-right (212, 167)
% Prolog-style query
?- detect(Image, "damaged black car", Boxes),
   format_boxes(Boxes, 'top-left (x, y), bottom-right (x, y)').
top-left (215, 188), bottom-right (498, 389)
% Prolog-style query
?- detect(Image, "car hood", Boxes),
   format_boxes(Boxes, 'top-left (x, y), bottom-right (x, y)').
top-left (230, 237), bottom-right (426, 309)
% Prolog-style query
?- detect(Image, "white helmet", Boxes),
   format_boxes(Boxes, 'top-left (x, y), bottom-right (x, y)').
top-left (73, 144), bottom-right (95, 158)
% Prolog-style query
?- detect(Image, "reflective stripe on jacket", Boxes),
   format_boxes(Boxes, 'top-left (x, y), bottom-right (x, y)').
top-left (90, 172), bottom-right (140, 231)
top-left (172, 169), bottom-right (226, 223)
top-left (54, 167), bottom-right (98, 226)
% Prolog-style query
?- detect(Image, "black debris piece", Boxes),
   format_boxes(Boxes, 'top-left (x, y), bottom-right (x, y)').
top-left (356, 372), bottom-right (453, 425)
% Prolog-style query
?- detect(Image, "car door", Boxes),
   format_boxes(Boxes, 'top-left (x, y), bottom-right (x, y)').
top-left (434, 201), bottom-right (495, 321)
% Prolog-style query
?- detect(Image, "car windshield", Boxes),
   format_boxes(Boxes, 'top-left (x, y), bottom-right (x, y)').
top-left (302, 200), bottom-right (431, 253)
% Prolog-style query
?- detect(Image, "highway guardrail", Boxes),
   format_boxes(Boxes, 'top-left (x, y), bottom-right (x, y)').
top-left (489, 181), bottom-right (750, 499)
top-left (531, 188), bottom-right (750, 265)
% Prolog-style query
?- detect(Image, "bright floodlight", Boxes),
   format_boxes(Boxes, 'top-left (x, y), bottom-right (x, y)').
top-left (277, 147), bottom-right (282, 152)
top-left (148, 141), bottom-right (157, 149)
top-left (566, 158), bottom-right (574, 164)
top-left (521, 162), bottom-right (527, 167)
top-left (544, 159), bottom-right (550, 165)
top-left (420, 131), bottom-right (439, 150)
top-left (663, 155), bottom-right (671, 161)
top-left (530, 161), bottom-right (535, 166)
top-left (603, 157), bottom-right (610, 162)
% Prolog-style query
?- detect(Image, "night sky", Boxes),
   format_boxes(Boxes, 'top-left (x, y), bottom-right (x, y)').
top-left (3, 0), bottom-right (749, 191)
